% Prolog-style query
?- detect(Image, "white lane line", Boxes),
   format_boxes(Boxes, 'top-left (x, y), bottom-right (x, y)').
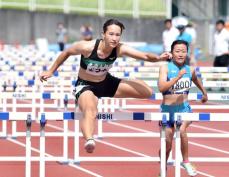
top-left (95, 139), bottom-right (152, 157)
top-left (109, 122), bottom-right (229, 154)
top-left (189, 141), bottom-right (229, 155)
top-left (48, 121), bottom-right (216, 177)
top-left (48, 118), bottom-right (229, 156)
top-left (107, 122), bottom-right (222, 177)
top-left (7, 138), bottom-right (103, 177)
top-left (46, 123), bottom-right (152, 158)
top-left (191, 124), bottom-right (229, 134)
top-left (108, 121), bottom-right (154, 133)
top-left (196, 171), bottom-right (215, 177)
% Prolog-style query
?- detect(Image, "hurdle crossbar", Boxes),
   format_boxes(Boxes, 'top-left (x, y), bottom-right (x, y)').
top-left (1, 92), bottom-right (229, 101)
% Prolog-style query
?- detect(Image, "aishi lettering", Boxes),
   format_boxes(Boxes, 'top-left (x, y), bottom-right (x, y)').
top-left (97, 113), bottom-right (113, 120)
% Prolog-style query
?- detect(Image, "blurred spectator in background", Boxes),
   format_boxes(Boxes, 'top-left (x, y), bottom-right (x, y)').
top-left (162, 19), bottom-right (179, 52)
top-left (80, 24), bottom-right (93, 41)
top-left (176, 25), bottom-right (195, 66)
top-left (185, 22), bottom-right (197, 45)
top-left (56, 22), bottom-right (68, 51)
top-left (212, 19), bottom-right (229, 92)
top-left (213, 19), bottom-right (229, 67)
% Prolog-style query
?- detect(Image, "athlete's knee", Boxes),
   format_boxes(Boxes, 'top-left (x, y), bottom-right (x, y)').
top-left (142, 87), bottom-right (153, 98)
top-left (180, 128), bottom-right (187, 138)
top-left (180, 125), bottom-right (188, 134)
top-left (147, 88), bottom-right (154, 98)
top-left (83, 107), bottom-right (98, 120)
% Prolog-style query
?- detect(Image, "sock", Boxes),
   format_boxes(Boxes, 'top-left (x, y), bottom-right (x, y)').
top-left (183, 160), bottom-right (189, 163)
top-left (86, 138), bottom-right (94, 141)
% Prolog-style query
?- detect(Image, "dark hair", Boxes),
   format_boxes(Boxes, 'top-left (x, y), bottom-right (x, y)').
top-left (216, 19), bottom-right (225, 26)
top-left (103, 19), bottom-right (125, 33)
top-left (177, 25), bottom-right (185, 30)
top-left (164, 19), bottom-right (172, 24)
top-left (171, 40), bottom-right (189, 52)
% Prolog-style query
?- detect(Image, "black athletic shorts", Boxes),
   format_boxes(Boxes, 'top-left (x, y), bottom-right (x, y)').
top-left (214, 54), bottom-right (229, 67)
top-left (73, 73), bottom-right (121, 101)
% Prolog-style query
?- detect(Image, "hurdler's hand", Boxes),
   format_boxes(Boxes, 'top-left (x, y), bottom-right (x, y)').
top-left (201, 93), bottom-right (208, 103)
top-left (39, 71), bottom-right (53, 82)
top-left (178, 69), bottom-right (186, 79)
top-left (159, 52), bottom-right (172, 61)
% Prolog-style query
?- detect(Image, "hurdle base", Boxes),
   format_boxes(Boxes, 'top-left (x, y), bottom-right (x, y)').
top-left (96, 136), bottom-right (103, 140)
top-left (57, 160), bottom-right (69, 165)
top-left (167, 160), bottom-right (175, 166)
top-left (0, 136), bottom-right (7, 139)
top-left (10, 136), bottom-right (17, 139)
top-left (73, 160), bottom-right (80, 165)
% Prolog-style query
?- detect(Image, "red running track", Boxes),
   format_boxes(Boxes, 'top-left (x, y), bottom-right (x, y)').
top-left (0, 99), bottom-right (228, 177)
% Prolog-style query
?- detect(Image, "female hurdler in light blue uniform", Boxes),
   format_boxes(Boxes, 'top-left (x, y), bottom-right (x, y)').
top-left (158, 40), bottom-right (208, 176)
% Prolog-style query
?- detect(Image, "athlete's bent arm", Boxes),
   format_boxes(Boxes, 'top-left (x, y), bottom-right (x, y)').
top-left (39, 41), bottom-right (90, 82)
top-left (191, 68), bottom-right (208, 103)
top-left (118, 44), bottom-right (171, 62)
top-left (158, 65), bottom-right (186, 93)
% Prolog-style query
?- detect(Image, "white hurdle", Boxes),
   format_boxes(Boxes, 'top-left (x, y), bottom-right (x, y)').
top-left (1, 91), bottom-right (229, 177)
top-left (37, 111), bottom-right (169, 177)
top-left (0, 112), bottom-right (34, 177)
top-left (0, 110), bottom-right (169, 177)
top-left (174, 113), bottom-right (229, 177)
top-left (96, 93), bottom-right (229, 140)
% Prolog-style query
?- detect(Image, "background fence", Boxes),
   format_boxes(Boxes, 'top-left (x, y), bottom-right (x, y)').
top-left (0, 0), bottom-right (228, 57)
top-left (0, 0), bottom-right (168, 18)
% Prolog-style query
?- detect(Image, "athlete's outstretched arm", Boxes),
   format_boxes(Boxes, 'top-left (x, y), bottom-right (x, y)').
top-left (39, 41), bottom-right (89, 82)
top-left (158, 65), bottom-right (186, 93)
top-left (191, 67), bottom-right (208, 103)
top-left (118, 44), bottom-right (171, 62)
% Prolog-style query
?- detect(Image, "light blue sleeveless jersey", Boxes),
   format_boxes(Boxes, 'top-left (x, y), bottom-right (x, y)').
top-left (163, 61), bottom-right (192, 95)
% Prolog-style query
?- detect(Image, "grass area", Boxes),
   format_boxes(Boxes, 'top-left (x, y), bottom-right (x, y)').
top-left (0, 0), bottom-right (166, 17)
top-left (1, 0), bottom-right (29, 10)
top-left (139, 0), bottom-right (165, 11)
top-left (69, 0), bottom-right (98, 15)
top-left (70, 0), bottom-right (98, 9)
top-left (105, 0), bottom-right (132, 11)
top-left (2, 0), bottom-right (28, 2)
top-left (36, 0), bottom-right (63, 5)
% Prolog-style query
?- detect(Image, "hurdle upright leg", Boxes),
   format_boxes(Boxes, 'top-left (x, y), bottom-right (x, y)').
top-left (74, 100), bottom-right (80, 163)
top-left (160, 127), bottom-right (166, 177)
top-left (74, 119), bottom-right (80, 163)
top-left (2, 97), bottom-right (7, 137)
top-left (61, 96), bottom-right (69, 163)
top-left (12, 98), bottom-right (17, 138)
top-left (2, 120), bottom-right (7, 137)
top-left (160, 117), bottom-right (167, 177)
top-left (31, 88), bottom-right (36, 122)
top-left (175, 119), bottom-right (182, 177)
top-left (61, 120), bottom-right (69, 163)
top-left (40, 113), bottom-right (46, 177)
top-left (25, 114), bottom-right (32, 177)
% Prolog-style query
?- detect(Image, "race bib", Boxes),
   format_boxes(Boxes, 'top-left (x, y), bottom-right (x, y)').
top-left (170, 77), bottom-right (192, 93)
top-left (86, 63), bottom-right (112, 76)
